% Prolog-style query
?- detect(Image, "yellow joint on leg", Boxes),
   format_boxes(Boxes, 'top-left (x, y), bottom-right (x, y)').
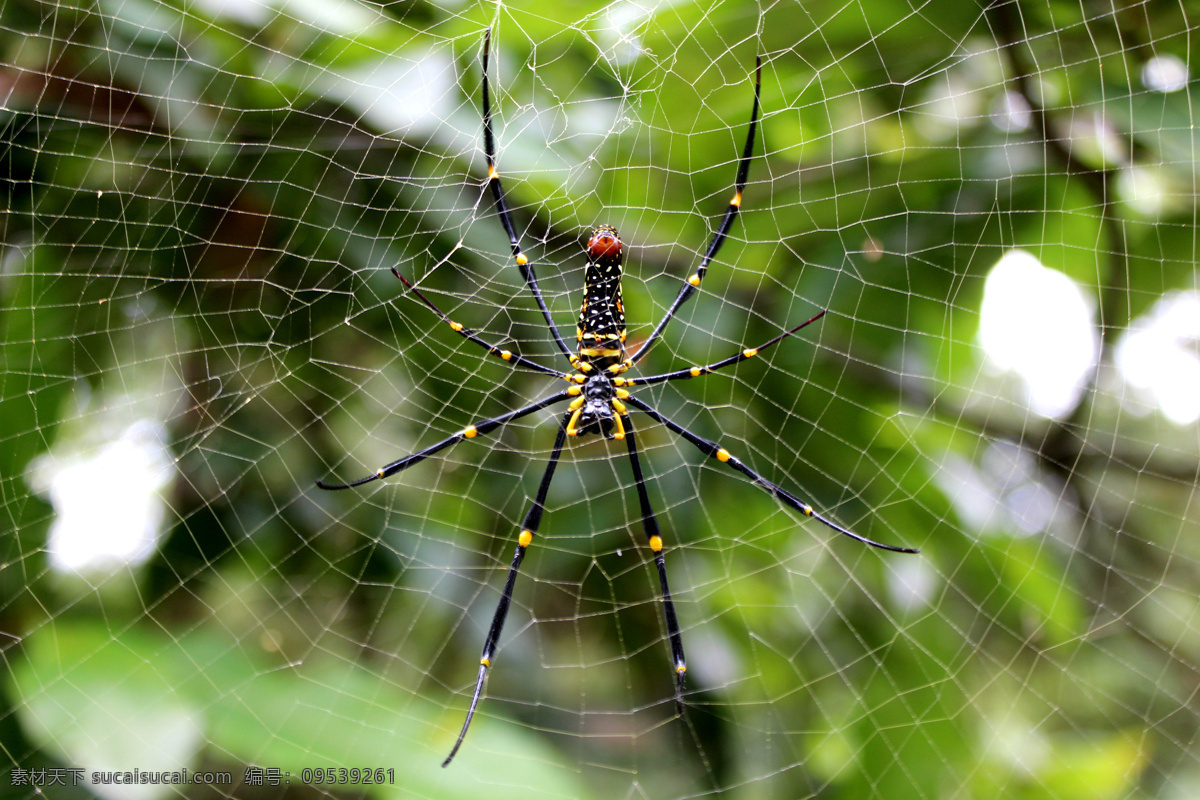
top-left (518, 529), bottom-right (533, 547)
top-left (675, 665), bottom-right (687, 675)
top-left (515, 253), bottom-right (529, 266)
top-left (480, 656), bottom-right (491, 668)
top-left (567, 385), bottom-right (582, 396)
top-left (648, 535), bottom-right (664, 552)
top-left (615, 388), bottom-right (630, 400)
top-left (611, 398), bottom-right (628, 415)
top-left (500, 350), bottom-right (513, 361)
top-left (687, 273), bottom-right (701, 287)
top-left (689, 366), bottom-right (702, 377)
top-left (462, 426), bottom-right (479, 439)
top-left (487, 165), bottom-right (498, 180)
top-left (449, 321), bottom-right (464, 332)
top-left (731, 190), bottom-right (743, 207)
top-left (716, 448), bottom-right (731, 462)
top-left (611, 412), bottom-right (626, 440)
top-left (566, 405), bottom-right (584, 436)
top-left (742, 347), bottom-right (758, 358)
top-left (802, 505), bottom-right (814, 517)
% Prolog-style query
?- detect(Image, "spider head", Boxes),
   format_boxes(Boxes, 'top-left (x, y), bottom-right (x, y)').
top-left (571, 373), bottom-right (619, 438)
top-left (586, 224), bottom-right (622, 262)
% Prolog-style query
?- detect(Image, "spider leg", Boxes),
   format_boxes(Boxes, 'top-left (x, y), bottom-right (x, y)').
top-left (392, 268), bottom-right (569, 380)
top-left (621, 413), bottom-right (687, 710)
top-left (316, 389), bottom-right (571, 490)
top-left (443, 414), bottom-right (571, 767)
top-left (626, 56), bottom-right (762, 367)
top-left (481, 29), bottom-right (574, 361)
top-left (624, 396), bottom-right (918, 553)
top-left (619, 310), bottom-right (826, 388)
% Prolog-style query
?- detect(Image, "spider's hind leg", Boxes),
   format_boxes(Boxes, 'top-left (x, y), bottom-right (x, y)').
top-left (480, 28), bottom-right (574, 361)
top-left (626, 55), bottom-right (763, 367)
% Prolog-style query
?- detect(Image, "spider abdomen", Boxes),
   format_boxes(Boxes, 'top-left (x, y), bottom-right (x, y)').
top-left (577, 224), bottom-right (626, 369)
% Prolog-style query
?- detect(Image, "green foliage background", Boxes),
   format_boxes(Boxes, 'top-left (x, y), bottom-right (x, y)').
top-left (2, 1), bottom-right (1197, 798)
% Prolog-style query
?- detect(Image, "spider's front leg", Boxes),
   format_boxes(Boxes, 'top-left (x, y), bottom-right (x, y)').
top-left (624, 395), bottom-right (918, 554)
top-left (621, 412), bottom-right (688, 707)
top-left (442, 412), bottom-right (573, 767)
top-left (316, 390), bottom-right (571, 490)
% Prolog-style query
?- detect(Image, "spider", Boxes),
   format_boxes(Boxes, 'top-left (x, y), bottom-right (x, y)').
top-left (317, 30), bottom-right (917, 767)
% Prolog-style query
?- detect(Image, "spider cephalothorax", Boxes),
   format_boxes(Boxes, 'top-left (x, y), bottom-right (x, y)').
top-left (566, 368), bottom-right (628, 439)
top-left (317, 29), bottom-right (916, 768)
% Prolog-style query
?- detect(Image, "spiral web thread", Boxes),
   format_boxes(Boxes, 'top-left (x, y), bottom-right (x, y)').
top-left (1, 2), bottom-right (1198, 798)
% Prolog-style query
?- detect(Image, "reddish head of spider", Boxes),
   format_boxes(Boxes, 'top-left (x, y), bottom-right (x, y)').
top-left (586, 225), bottom-right (622, 260)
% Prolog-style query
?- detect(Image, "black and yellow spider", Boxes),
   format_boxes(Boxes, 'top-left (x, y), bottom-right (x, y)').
top-left (318, 30), bottom-right (917, 766)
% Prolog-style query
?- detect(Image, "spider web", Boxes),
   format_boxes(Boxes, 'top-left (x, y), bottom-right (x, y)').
top-left (2, 1), bottom-right (1198, 798)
